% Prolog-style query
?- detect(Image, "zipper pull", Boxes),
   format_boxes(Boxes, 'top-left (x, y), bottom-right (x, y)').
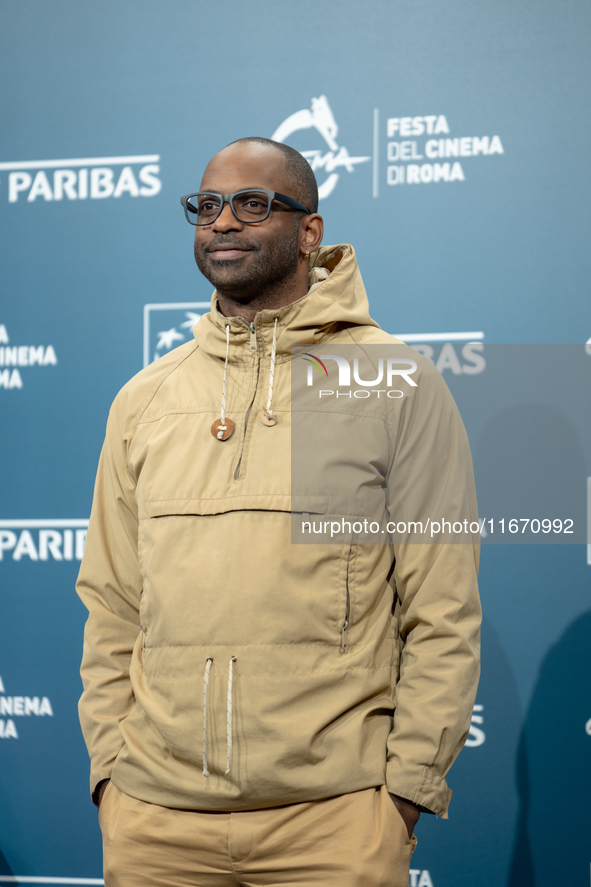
top-left (340, 620), bottom-right (349, 653)
top-left (249, 322), bottom-right (257, 352)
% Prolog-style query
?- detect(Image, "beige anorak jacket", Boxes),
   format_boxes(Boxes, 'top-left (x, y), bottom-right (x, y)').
top-left (77, 244), bottom-right (481, 817)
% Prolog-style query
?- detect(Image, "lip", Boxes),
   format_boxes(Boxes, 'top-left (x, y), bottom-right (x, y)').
top-left (208, 246), bottom-right (251, 260)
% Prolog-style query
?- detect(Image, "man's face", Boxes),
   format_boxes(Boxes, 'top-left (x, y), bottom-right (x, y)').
top-left (193, 144), bottom-right (303, 301)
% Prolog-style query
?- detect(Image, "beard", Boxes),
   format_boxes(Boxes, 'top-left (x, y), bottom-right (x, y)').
top-left (194, 222), bottom-right (301, 303)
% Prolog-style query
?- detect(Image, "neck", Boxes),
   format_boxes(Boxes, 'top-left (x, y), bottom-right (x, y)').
top-left (216, 263), bottom-right (309, 323)
top-left (217, 288), bottom-right (306, 323)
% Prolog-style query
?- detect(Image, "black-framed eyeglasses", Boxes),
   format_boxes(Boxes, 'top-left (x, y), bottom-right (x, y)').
top-left (180, 189), bottom-right (311, 226)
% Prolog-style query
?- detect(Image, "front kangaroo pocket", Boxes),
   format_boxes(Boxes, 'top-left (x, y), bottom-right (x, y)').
top-left (139, 503), bottom-right (348, 651)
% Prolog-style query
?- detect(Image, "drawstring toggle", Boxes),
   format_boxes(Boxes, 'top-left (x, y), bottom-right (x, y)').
top-left (259, 407), bottom-right (276, 427)
top-left (211, 418), bottom-right (235, 440)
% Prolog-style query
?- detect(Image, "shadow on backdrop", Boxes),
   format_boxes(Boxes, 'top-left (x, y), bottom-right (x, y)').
top-left (508, 610), bottom-right (591, 886)
top-left (415, 614), bottom-right (522, 886)
top-left (0, 848), bottom-right (14, 875)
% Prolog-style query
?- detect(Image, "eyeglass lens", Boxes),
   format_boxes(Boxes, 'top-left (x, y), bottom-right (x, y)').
top-left (186, 191), bottom-right (271, 225)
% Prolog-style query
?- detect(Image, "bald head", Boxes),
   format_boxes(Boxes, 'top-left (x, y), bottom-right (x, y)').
top-left (201, 138), bottom-right (319, 214)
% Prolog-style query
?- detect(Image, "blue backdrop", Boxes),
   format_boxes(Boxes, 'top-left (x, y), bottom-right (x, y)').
top-left (1, 2), bottom-right (590, 885)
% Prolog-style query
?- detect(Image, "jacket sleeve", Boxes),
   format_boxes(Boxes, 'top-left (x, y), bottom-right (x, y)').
top-left (76, 390), bottom-right (142, 803)
top-left (385, 361), bottom-right (481, 818)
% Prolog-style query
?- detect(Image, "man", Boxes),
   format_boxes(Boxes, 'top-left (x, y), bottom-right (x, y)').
top-left (77, 137), bottom-right (481, 886)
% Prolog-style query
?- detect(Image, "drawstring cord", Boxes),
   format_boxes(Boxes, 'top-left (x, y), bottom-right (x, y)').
top-left (211, 324), bottom-right (234, 441)
top-left (203, 657), bottom-right (213, 777)
top-left (265, 317), bottom-right (278, 416)
top-left (218, 324), bottom-right (231, 438)
top-left (226, 656), bottom-right (237, 775)
top-left (259, 317), bottom-right (279, 426)
top-left (213, 318), bottom-right (279, 435)
top-left (202, 656), bottom-right (238, 778)
top-left (212, 318), bottom-right (279, 437)
top-left (220, 323), bottom-right (230, 426)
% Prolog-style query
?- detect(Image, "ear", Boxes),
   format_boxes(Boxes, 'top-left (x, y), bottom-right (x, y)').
top-left (299, 214), bottom-right (324, 257)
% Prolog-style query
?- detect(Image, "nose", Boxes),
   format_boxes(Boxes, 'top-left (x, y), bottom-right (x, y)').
top-left (211, 199), bottom-right (243, 233)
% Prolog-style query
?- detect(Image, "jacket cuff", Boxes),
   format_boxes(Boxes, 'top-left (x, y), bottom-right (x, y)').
top-left (386, 762), bottom-right (453, 819)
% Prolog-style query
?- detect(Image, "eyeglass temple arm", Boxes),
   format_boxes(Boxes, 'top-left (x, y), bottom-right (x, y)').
top-left (274, 192), bottom-right (311, 214)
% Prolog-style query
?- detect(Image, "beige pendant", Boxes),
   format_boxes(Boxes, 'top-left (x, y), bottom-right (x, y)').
top-left (259, 407), bottom-right (277, 427)
top-left (211, 418), bottom-right (235, 441)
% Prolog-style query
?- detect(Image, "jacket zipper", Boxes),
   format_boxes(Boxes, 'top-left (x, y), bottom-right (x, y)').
top-left (234, 320), bottom-right (260, 480)
top-left (249, 321), bottom-right (257, 352)
top-left (340, 551), bottom-right (351, 653)
top-left (340, 599), bottom-right (350, 652)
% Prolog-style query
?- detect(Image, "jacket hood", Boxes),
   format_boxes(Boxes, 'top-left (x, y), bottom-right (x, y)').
top-left (193, 243), bottom-right (380, 360)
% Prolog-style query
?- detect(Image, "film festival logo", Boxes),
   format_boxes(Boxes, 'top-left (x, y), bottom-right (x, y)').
top-left (383, 115), bottom-right (504, 187)
top-left (143, 302), bottom-right (211, 367)
top-left (0, 673), bottom-right (53, 740)
top-left (0, 323), bottom-right (57, 390)
top-left (272, 95), bottom-right (371, 199)
top-left (271, 95), bottom-right (504, 196)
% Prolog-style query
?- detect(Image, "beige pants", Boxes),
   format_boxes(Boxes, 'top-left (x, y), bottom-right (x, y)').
top-left (99, 782), bottom-right (417, 887)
